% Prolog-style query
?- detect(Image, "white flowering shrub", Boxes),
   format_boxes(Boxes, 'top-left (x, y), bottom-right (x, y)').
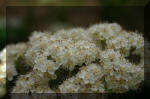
top-left (0, 48), bottom-right (6, 97)
top-left (4, 23), bottom-right (145, 94)
top-left (6, 43), bottom-right (28, 81)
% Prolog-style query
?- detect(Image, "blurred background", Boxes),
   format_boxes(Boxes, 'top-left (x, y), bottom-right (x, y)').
top-left (5, 6), bottom-right (144, 49)
top-left (6, 0), bottom-right (149, 6)
top-left (0, 6), bottom-right (6, 51)
top-left (1, 0), bottom-right (149, 50)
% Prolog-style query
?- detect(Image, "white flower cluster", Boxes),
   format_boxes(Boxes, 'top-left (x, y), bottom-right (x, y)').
top-left (6, 23), bottom-right (144, 93)
top-left (59, 64), bottom-right (104, 93)
top-left (0, 48), bottom-right (6, 97)
top-left (12, 70), bottom-right (54, 93)
top-left (88, 23), bottom-right (144, 57)
top-left (25, 31), bottom-right (99, 77)
top-left (6, 43), bottom-right (27, 81)
top-left (99, 49), bottom-right (143, 92)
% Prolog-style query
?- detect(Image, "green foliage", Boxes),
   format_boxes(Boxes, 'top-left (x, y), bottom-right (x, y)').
top-left (103, 77), bottom-right (112, 93)
top-left (47, 55), bottom-right (52, 60)
top-left (6, 56), bottom-right (32, 92)
top-left (95, 39), bottom-right (107, 50)
top-left (47, 55), bottom-right (56, 62)
top-left (49, 67), bottom-right (70, 89)
top-left (100, 39), bottom-right (107, 50)
top-left (15, 56), bottom-right (32, 75)
top-left (125, 46), bottom-right (141, 65)
top-left (71, 65), bottom-right (82, 76)
top-left (93, 58), bottom-right (100, 63)
top-left (93, 32), bottom-right (107, 50)
top-left (49, 65), bottom-right (84, 89)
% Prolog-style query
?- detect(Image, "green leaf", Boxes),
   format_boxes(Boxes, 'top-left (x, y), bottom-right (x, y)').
top-left (49, 64), bottom-right (85, 89)
top-left (125, 46), bottom-right (141, 65)
top-left (15, 56), bottom-right (32, 75)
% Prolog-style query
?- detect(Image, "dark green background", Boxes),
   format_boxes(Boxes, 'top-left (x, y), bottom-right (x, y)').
top-left (5, 6), bottom-right (144, 50)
